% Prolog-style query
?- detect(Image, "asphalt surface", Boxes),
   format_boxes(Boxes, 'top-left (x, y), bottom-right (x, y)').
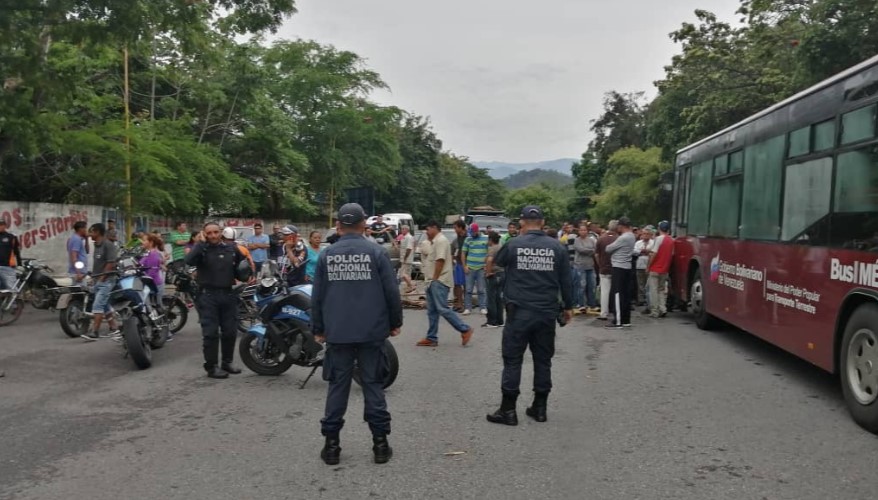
top-left (0, 299), bottom-right (876, 500)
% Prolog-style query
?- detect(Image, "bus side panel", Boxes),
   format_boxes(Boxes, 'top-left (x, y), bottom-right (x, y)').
top-left (691, 239), bottom-right (876, 372)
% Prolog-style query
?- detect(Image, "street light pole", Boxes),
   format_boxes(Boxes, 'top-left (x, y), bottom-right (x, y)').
top-left (123, 45), bottom-right (133, 236)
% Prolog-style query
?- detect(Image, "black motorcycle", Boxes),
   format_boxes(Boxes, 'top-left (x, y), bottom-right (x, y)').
top-left (163, 264), bottom-right (195, 334)
top-left (56, 282), bottom-right (95, 338)
top-left (16, 258), bottom-right (65, 310)
top-left (238, 284), bottom-right (400, 389)
top-left (106, 256), bottom-right (169, 369)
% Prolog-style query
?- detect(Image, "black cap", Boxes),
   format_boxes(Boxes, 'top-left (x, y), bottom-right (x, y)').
top-left (338, 203), bottom-right (366, 226)
top-left (658, 220), bottom-right (671, 232)
top-left (520, 205), bottom-right (544, 220)
top-left (618, 216), bottom-right (632, 228)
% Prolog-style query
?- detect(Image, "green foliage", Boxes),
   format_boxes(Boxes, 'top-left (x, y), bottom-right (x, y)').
top-left (504, 185), bottom-right (568, 227)
top-left (0, 1), bottom-right (494, 223)
top-left (590, 148), bottom-right (670, 225)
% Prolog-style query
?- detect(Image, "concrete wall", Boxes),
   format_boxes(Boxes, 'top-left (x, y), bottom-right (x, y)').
top-left (0, 201), bottom-right (328, 275)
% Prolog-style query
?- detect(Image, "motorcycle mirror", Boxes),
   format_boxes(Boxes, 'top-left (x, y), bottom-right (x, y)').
top-left (74, 261), bottom-right (86, 270)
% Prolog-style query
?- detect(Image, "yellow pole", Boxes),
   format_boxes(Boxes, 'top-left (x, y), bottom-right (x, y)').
top-left (123, 46), bottom-right (133, 235)
top-left (328, 182), bottom-right (334, 228)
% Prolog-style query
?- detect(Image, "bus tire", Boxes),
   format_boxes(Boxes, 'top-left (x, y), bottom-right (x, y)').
top-left (690, 271), bottom-right (717, 330)
top-left (840, 303), bottom-right (878, 434)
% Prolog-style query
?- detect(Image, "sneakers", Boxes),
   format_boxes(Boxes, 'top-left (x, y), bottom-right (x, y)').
top-left (479, 308), bottom-right (487, 315)
top-left (622, 323), bottom-right (632, 328)
top-left (604, 323), bottom-right (624, 329)
top-left (596, 315), bottom-right (608, 321)
top-left (482, 323), bottom-right (503, 329)
top-left (81, 331), bottom-right (99, 341)
top-left (461, 328), bottom-right (474, 346)
top-left (416, 338), bottom-right (438, 347)
top-left (462, 309), bottom-right (472, 316)
top-left (101, 328), bottom-right (121, 339)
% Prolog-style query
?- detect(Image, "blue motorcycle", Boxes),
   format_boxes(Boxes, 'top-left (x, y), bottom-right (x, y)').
top-left (238, 282), bottom-right (399, 389)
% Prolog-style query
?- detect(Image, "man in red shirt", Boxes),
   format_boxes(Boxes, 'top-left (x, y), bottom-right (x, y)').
top-left (647, 221), bottom-right (674, 318)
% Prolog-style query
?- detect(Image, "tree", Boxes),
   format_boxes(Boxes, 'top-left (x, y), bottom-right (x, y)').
top-left (504, 185), bottom-right (567, 227)
top-left (590, 147), bottom-right (670, 225)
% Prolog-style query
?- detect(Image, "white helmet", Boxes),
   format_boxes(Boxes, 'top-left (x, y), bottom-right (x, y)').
top-left (222, 227), bottom-right (236, 240)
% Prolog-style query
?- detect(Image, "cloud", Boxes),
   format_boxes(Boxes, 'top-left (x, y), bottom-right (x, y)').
top-left (278, 0), bottom-right (742, 163)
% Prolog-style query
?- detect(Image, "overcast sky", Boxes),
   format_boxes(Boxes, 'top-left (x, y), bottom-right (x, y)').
top-left (277, 0), bottom-right (742, 164)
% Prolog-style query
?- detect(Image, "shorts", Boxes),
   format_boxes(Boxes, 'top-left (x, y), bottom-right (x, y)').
top-left (399, 263), bottom-right (412, 278)
top-left (453, 263), bottom-right (465, 287)
top-left (92, 279), bottom-right (116, 314)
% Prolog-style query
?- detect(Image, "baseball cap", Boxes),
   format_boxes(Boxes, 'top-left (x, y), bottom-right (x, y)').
top-left (338, 203), bottom-right (366, 226)
top-left (658, 220), bottom-right (671, 232)
top-left (618, 217), bottom-right (632, 228)
top-left (222, 227), bottom-right (236, 240)
top-left (520, 205), bottom-right (544, 220)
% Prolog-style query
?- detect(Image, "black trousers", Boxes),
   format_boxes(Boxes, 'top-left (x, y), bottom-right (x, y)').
top-left (501, 306), bottom-right (556, 397)
top-left (321, 341), bottom-right (391, 437)
top-left (609, 267), bottom-right (633, 325)
top-left (486, 273), bottom-right (505, 326)
top-left (196, 289), bottom-right (238, 370)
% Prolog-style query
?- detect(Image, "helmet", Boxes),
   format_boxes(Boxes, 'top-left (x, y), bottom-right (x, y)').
top-left (222, 227), bottom-right (236, 240)
top-left (235, 259), bottom-right (253, 282)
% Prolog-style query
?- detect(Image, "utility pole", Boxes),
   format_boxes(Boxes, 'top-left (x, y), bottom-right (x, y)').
top-left (123, 46), bottom-right (133, 235)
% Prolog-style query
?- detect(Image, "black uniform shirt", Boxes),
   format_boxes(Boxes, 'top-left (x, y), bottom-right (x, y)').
top-left (495, 229), bottom-right (573, 313)
top-left (185, 241), bottom-right (246, 289)
top-left (0, 230), bottom-right (21, 267)
top-left (311, 233), bottom-right (402, 344)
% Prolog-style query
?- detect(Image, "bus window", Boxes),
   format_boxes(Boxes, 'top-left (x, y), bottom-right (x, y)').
top-left (714, 155), bottom-right (729, 176)
top-left (813, 120), bottom-right (836, 152)
top-left (789, 126), bottom-right (811, 158)
top-left (709, 176), bottom-right (742, 237)
top-left (687, 160), bottom-right (712, 235)
top-left (781, 158), bottom-right (832, 241)
top-left (831, 146), bottom-right (878, 250)
top-left (741, 136), bottom-right (784, 240)
top-left (729, 150), bottom-right (744, 172)
top-left (841, 104), bottom-right (877, 145)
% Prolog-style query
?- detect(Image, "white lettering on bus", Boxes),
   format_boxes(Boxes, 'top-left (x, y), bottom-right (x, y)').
top-left (831, 258), bottom-right (878, 288)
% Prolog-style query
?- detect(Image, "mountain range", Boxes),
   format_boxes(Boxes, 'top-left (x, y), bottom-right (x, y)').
top-left (473, 158), bottom-right (577, 180)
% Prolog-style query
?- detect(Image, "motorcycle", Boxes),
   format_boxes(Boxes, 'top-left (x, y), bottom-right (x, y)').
top-left (101, 257), bottom-right (170, 369)
top-left (237, 260), bottom-right (284, 334)
top-left (238, 284), bottom-right (400, 389)
top-left (56, 281), bottom-right (95, 338)
top-left (0, 270), bottom-right (26, 326)
top-left (17, 259), bottom-right (71, 309)
top-left (163, 263), bottom-right (196, 334)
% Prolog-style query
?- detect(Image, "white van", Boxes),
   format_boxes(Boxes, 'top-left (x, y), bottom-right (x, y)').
top-left (365, 213), bottom-right (415, 234)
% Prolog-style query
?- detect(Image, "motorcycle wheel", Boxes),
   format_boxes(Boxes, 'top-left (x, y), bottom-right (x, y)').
top-left (238, 332), bottom-right (294, 376)
top-left (60, 298), bottom-right (89, 338)
top-left (149, 321), bottom-right (169, 350)
top-left (0, 295), bottom-right (24, 327)
top-left (123, 316), bottom-right (152, 369)
top-left (353, 339), bottom-right (399, 389)
top-left (163, 296), bottom-right (188, 334)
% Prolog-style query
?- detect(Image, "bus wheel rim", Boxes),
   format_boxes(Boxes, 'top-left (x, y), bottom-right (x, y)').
top-left (690, 280), bottom-right (703, 314)
top-left (848, 328), bottom-right (878, 405)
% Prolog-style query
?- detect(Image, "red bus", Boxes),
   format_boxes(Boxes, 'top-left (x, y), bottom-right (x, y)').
top-left (670, 54), bottom-right (878, 434)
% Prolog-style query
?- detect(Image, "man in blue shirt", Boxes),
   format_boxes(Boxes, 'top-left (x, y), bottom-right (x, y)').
top-left (67, 221), bottom-right (89, 285)
top-left (246, 223), bottom-right (271, 273)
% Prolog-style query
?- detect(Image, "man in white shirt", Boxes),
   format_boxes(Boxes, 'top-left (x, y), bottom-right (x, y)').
top-left (634, 226), bottom-right (655, 310)
top-left (398, 225), bottom-right (416, 293)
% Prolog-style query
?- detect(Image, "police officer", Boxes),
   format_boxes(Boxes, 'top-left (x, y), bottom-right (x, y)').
top-left (311, 203), bottom-right (402, 465)
top-left (487, 205), bottom-right (573, 425)
top-left (185, 222), bottom-right (249, 379)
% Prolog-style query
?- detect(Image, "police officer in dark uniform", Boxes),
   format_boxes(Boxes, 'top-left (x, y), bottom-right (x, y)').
top-left (488, 205), bottom-right (573, 425)
top-left (311, 203), bottom-right (402, 465)
top-left (185, 222), bottom-right (249, 379)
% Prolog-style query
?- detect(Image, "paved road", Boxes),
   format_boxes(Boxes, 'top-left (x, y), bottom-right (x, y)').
top-left (0, 303), bottom-right (875, 500)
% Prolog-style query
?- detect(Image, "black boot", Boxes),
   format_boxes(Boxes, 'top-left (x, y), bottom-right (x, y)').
top-left (220, 336), bottom-right (239, 373)
top-left (321, 435), bottom-right (341, 465)
top-left (525, 392), bottom-right (548, 422)
top-left (221, 362), bottom-right (242, 374)
top-left (372, 435), bottom-right (393, 464)
top-left (486, 393), bottom-right (518, 426)
top-left (203, 337), bottom-right (220, 372)
top-left (206, 366), bottom-right (229, 379)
